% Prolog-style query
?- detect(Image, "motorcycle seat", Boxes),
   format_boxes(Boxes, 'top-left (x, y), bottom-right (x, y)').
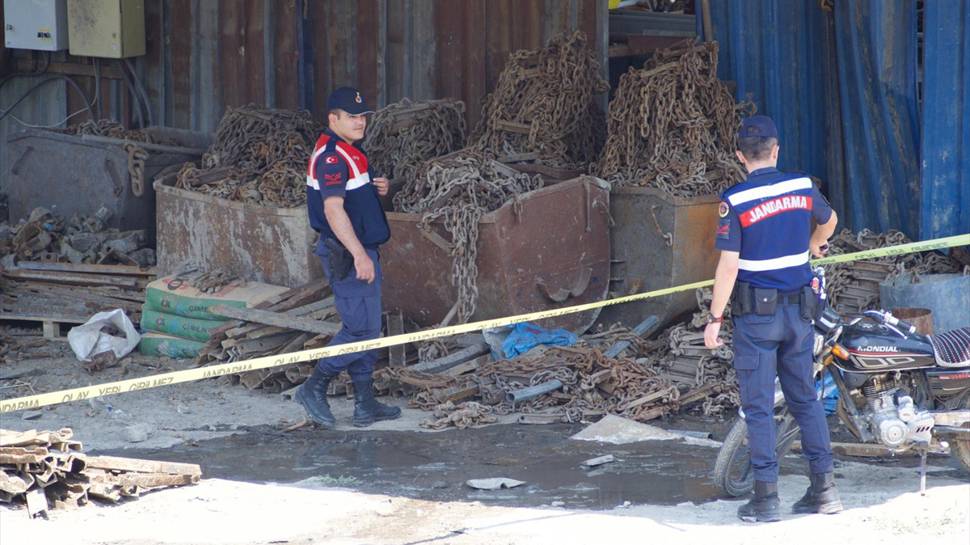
top-left (930, 326), bottom-right (970, 368)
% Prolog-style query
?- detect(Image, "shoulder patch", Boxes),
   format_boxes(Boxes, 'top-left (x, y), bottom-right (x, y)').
top-left (718, 201), bottom-right (730, 218)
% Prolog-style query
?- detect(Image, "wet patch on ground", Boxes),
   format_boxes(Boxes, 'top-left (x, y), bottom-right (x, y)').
top-left (97, 421), bottom-right (774, 510)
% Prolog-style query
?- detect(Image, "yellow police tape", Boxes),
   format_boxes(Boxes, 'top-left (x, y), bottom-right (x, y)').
top-left (2, 233), bottom-right (967, 414)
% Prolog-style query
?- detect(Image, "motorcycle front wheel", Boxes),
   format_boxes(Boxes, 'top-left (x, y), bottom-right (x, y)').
top-left (712, 407), bottom-right (800, 497)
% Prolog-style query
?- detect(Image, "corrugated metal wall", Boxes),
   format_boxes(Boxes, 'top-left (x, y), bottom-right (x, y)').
top-left (709, 0), bottom-right (969, 240)
top-left (921, 0), bottom-right (970, 239)
top-left (137, 0), bottom-right (605, 132)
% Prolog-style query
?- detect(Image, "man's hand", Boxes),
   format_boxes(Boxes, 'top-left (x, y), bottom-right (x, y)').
top-left (353, 251), bottom-right (376, 283)
top-left (704, 321), bottom-right (724, 349)
top-left (810, 238), bottom-right (830, 258)
top-left (373, 177), bottom-right (389, 197)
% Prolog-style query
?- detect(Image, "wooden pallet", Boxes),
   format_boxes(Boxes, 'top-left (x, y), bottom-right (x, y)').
top-left (0, 313), bottom-right (87, 339)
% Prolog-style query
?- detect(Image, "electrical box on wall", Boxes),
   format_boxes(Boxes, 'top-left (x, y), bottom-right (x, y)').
top-left (66, 0), bottom-right (145, 58)
top-left (3, 0), bottom-right (70, 51)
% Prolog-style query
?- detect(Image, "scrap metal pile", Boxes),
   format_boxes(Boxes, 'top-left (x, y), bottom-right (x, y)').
top-left (1, 208), bottom-right (156, 324)
top-left (1, 207), bottom-right (154, 267)
top-left (362, 98), bottom-right (466, 183)
top-left (595, 41), bottom-right (751, 197)
top-left (393, 152), bottom-right (541, 325)
top-left (61, 119), bottom-right (173, 145)
top-left (824, 228), bottom-right (965, 314)
top-left (0, 428), bottom-right (200, 517)
top-left (472, 30), bottom-right (608, 169)
top-left (174, 106), bottom-right (321, 207)
top-left (375, 288), bottom-right (738, 430)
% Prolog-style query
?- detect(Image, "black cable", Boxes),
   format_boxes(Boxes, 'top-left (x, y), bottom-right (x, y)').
top-left (0, 74), bottom-right (95, 124)
top-left (123, 58), bottom-right (153, 127)
top-left (0, 50), bottom-right (53, 92)
top-left (118, 59), bottom-right (144, 129)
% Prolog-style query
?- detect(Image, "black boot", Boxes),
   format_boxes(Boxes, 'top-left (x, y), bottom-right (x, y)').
top-left (792, 472), bottom-right (843, 514)
top-left (352, 377), bottom-right (401, 427)
top-left (295, 369), bottom-right (337, 428)
top-left (738, 480), bottom-right (781, 523)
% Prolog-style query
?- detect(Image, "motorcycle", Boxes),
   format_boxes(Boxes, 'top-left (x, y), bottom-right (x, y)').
top-left (713, 282), bottom-right (970, 497)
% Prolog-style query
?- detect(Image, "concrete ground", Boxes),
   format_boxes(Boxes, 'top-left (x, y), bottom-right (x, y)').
top-left (1, 349), bottom-right (968, 545)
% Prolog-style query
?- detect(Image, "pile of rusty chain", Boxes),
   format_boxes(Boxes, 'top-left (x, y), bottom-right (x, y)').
top-left (393, 150), bottom-right (542, 325)
top-left (823, 228), bottom-right (964, 314)
top-left (420, 401), bottom-right (498, 430)
top-left (63, 119), bottom-right (165, 143)
top-left (472, 31), bottom-right (608, 170)
top-left (362, 98), bottom-right (466, 183)
top-left (175, 106), bottom-right (321, 207)
top-left (595, 41), bottom-right (752, 197)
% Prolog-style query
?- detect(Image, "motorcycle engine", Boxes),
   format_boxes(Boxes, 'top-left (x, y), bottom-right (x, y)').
top-left (864, 376), bottom-right (935, 449)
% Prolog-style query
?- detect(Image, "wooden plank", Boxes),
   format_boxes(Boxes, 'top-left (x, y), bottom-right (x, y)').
top-left (386, 311), bottom-right (406, 367)
top-left (0, 314), bottom-right (87, 325)
top-left (15, 262), bottom-right (157, 277)
top-left (210, 305), bottom-right (340, 335)
top-left (2, 269), bottom-right (138, 288)
top-left (83, 455), bottom-right (202, 477)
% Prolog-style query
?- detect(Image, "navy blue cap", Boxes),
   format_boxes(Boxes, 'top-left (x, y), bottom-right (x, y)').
top-left (738, 115), bottom-right (778, 139)
top-left (327, 86), bottom-right (372, 115)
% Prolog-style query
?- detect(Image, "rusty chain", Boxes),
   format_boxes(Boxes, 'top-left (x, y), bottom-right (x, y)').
top-left (175, 105), bottom-right (321, 208)
top-left (362, 98), bottom-right (466, 183)
top-left (394, 150), bottom-right (542, 327)
top-left (472, 31), bottom-right (608, 170)
top-left (595, 41), bottom-right (753, 197)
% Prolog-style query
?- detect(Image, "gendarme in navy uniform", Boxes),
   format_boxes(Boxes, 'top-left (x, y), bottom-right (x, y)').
top-left (704, 115), bottom-right (842, 522)
top-left (295, 86), bottom-right (400, 429)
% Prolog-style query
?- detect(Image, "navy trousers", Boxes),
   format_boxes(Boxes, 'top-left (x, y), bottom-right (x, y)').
top-left (733, 303), bottom-right (834, 482)
top-left (314, 243), bottom-right (382, 380)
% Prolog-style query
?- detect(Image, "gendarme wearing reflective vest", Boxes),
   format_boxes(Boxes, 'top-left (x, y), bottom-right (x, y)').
top-left (704, 115), bottom-right (842, 523)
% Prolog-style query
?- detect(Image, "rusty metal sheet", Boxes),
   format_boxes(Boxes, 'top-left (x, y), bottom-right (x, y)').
top-left (382, 176), bottom-right (611, 332)
top-left (5, 128), bottom-right (206, 244)
top-left (597, 187), bottom-right (720, 329)
top-left (153, 177), bottom-right (323, 286)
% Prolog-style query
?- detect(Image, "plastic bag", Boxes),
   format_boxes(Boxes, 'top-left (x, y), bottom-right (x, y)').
top-left (67, 309), bottom-right (141, 362)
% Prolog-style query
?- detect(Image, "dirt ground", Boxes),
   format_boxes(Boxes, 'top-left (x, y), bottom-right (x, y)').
top-left (1, 345), bottom-right (968, 545)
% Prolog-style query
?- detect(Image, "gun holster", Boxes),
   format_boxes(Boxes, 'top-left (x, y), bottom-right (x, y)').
top-left (323, 238), bottom-right (354, 281)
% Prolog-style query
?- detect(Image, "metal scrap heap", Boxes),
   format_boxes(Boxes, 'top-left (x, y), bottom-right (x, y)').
top-left (362, 98), bottom-right (466, 183)
top-left (0, 428), bottom-right (200, 517)
top-left (472, 30), bottom-right (608, 169)
top-left (824, 228), bottom-right (965, 314)
top-left (596, 41), bottom-right (752, 197)
top-left (174, 106), bottom-right (321, 207)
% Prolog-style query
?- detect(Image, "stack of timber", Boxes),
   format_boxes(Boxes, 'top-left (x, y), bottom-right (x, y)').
top-left (197, 279), bottom-right (343, 393)
top-left (0, 428), bottom-right (201, 518)
top-left (0, 261), bottom-right (154, 338)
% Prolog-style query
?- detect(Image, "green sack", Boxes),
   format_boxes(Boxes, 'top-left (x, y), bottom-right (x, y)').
top-left (138, 332), bottom-right (207, 359)
top-left (140, 307), bottom-right (228, 342)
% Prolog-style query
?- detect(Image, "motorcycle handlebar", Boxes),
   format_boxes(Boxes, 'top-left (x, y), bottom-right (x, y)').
top-left (864, 310), bottom-right (918, 335)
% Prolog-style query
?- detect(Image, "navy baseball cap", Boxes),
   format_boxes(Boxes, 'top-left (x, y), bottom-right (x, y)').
top-left (327, 86), bottom-right (372, 115)
top-left (738, 115), bottom-right (778, 139)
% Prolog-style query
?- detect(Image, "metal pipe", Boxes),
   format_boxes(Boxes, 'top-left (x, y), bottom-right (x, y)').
top-left (604, 315), bottom-right (659, 358)
top-left (507, 379), bottom-right (563, 404)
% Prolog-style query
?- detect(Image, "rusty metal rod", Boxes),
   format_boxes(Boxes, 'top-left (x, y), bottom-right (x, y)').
top-left (507, 379), bottom-right (564, 403)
